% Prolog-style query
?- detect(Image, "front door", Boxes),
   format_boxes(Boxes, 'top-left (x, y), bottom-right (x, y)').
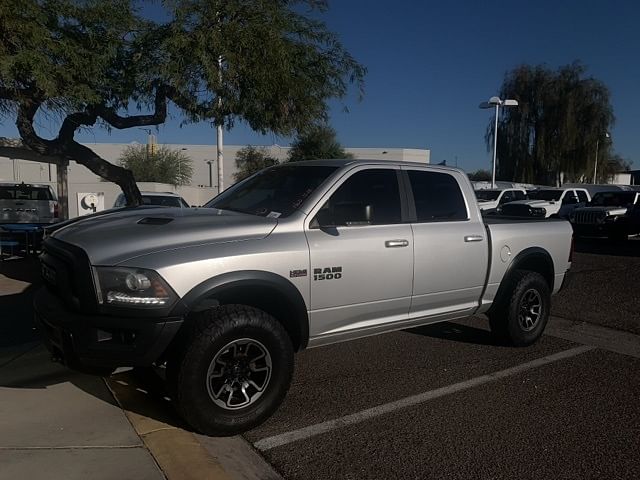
top-left (305, 167), bottom-right (414, 339)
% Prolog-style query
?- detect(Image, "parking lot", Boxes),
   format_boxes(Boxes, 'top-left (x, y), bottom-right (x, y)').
top-left (225, 237), bottom-right (640, 479)
top-left (2, 238), bottom-right (640, 479)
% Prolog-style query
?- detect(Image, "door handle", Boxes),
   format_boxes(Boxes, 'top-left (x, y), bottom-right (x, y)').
top-left (464, 235), bottom-right (484, 243)
top-left (385, 239), bottom-right (409, 248)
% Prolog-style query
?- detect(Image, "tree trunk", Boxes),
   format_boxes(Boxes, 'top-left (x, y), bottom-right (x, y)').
top-left (65, 141), bottom-right (143, 207)
top-left (56, 160), bottom-right (69, 220)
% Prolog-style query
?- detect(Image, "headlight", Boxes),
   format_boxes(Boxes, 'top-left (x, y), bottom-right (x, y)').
top-left (93, 267), bottom-right (177, 308)
top-left (531, 207), bottom-right (546, 217)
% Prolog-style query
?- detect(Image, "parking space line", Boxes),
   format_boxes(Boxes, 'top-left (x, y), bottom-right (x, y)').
top-left (254, 345), bottom-right (594, 451)
top-left (546, 316), bottom-right (640, 359)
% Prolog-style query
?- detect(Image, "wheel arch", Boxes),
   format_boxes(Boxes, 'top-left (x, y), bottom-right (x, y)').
top-left (171, 270), bottom-right (309, 351)
top-left (493, 247), bottom-right (555, 306)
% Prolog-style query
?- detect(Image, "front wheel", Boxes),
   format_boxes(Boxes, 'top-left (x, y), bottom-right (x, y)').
top-left (167, 305), bottom-right (294, 436)
top-left (489, 270), bottom-right (551, 347)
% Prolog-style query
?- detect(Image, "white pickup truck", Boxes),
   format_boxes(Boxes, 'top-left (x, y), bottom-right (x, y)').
top-left (35, 160), bottom-right (573, 435)
top-left (499, 188), bottom-right (591, 218)
top-left (475, 188), bottom-right (527, 212)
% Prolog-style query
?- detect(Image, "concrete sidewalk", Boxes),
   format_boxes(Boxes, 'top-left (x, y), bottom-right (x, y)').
top-left (1, 257), bottom-right (164, 479)
top-left (0, 343), bottom-right (165, 480)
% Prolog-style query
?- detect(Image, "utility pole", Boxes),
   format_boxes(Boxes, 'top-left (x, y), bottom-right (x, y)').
top-left (216, 55), bottom-right (224, 194)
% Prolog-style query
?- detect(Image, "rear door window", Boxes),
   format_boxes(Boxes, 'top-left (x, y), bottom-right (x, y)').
top-left (407, 170), bottom-right (468, 222)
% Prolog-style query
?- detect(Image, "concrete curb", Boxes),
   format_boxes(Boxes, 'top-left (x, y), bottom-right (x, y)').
top-left (105, 372), bottom-right (282, 480)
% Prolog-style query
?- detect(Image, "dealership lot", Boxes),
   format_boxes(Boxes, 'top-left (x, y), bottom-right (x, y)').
top-left (2, 238), bottom-right (640, 479)
top-left (238, 316), bottom-right (639, 480)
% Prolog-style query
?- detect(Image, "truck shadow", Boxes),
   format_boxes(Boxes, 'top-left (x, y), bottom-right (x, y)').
top-left (0, 257), bottom-right (42, 348)
top-left (406, 320), bottom-right (499, 346)
top-left (574, 237), bottom-right (640, 257)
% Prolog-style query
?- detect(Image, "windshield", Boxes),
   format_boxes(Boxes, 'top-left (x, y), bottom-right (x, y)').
top-left (527, 190), bottom-right (563, 201)
top-left (475, 190), bottom-right (500, 201)
top-left (206, 165), bottom-right (338, 217)
top-left (0, 185), bottom-right (53, 201)
top-left (590, 192), bottom-right (638, 207)
top-left (142, 196), bottom-right (187, 208)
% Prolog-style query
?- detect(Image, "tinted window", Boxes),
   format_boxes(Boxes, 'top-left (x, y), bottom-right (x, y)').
top-left (591, 192), bottom-right (638, 207)
top-left (528, 190), bottom-right (563, 201)
top-left (500, 191), bottom-right (515, 204)
top-left (142, 196), bottom-right (183, 207)
top-left (319, 169), bottom-right (402, 225)
top-left (0, 186), bottom-right (52, 201)
top-left (562, 192), bottom-right (578, 205)
top-left (408, 171), bottom-right (467, 222)
top-left (475, 190), bottom-right (500, 201)
top-left (514, 190), bottom-right (527, 201)
top-left (576, 191), bottom-right (589, 203)
top-left (207, 165), bottom-right (337, 217)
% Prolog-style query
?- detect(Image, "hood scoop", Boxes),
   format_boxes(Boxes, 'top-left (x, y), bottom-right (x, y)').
top-left (138, 217), bottom-right (174, 225)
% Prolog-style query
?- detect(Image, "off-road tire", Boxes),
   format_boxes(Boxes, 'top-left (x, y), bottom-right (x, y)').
top-left (167, 304), bottom-right (294, 436)
top-left (489, 270), bottom-right (550, 347)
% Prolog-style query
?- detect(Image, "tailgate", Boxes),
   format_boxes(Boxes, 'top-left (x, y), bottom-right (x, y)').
top-left (0, 185), bottom-right (56, 224)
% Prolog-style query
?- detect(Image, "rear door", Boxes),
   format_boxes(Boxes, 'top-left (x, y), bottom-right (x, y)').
top-left (403, 168), bottom-right (488, 319)
top-left (305, 166), bottom-right (414, 338)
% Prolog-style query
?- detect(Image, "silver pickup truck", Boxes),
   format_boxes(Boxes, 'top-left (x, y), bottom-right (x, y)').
top-left (35, 160), bottom-right (573, 435)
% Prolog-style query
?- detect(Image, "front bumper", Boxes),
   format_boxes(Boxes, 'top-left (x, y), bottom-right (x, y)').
top-left (34, 287), bottom-right (183, 370)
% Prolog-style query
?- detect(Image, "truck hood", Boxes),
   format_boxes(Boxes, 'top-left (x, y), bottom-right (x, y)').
top-left (508, 199), bottom-right (557, 208)
top-left (52, 207), bottom-right (278, 265)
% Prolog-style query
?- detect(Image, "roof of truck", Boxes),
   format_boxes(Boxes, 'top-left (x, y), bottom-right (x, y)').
top-left (279, 158), bottom-right (465, 173)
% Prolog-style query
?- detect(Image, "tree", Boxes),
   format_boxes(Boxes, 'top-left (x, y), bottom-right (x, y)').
top-left (233, 146), bottom-right (279, 182)
top-left (0, 0), bottom-right (365, 215)
top-left (488, 62), bottom-right (615, 185)
top-left (467, 169), bottom-right (492, 182)
top-left (118, 145), bottom-right (193, 186)
top-left (287, 125), bottom-right (353, 162)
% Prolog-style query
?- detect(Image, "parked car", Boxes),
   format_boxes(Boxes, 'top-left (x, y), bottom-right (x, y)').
top-left (499, 188), bottom-right (590, 218)
top-left (113, 191), bottom-right (190, 208)
top-left (475, 188), bottom-right (527, 212)
top-left (35, 160), bottom-right (573, 436)
top-left (569, 190), bottom-right (640, 240)
top-left (0, 183), bottom-right (60, 225)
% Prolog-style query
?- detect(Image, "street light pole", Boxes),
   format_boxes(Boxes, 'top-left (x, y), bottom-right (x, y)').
top-left (480, 96), bottom-right (518, 189)
top-left (491, 103), bottom-right (499, 189)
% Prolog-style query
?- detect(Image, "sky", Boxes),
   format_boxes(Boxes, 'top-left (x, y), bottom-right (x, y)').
top-left (2, 0), bottom-right (639, 172)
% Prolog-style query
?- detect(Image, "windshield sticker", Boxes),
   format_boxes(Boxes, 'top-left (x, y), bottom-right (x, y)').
top-left (267, 211), bottom-right (282, 218)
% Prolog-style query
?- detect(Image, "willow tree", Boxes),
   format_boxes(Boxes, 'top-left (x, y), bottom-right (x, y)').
top-left (487, 63), bottom-right (615, 185)
top-left (0, 0), bottom-right (365, 216)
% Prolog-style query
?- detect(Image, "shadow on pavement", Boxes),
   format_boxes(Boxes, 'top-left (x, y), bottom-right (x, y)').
top-left (0, 256), bottom-right (188, 431)
top-left (0, 257), bottom-right (42, 348)
top-left (406, 320), bottom-right (498, 346)
top-left (574, 237), bottom-right (640, 257)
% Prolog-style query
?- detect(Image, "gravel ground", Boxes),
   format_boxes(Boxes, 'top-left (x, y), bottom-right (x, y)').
top-left (552, 237), bottom-right (640, 335)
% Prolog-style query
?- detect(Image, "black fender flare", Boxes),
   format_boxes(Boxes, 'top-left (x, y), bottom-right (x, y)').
top-left (170, 270), bottom-right (310, 350)
top-left (492, 247), bottom-right (555, 307)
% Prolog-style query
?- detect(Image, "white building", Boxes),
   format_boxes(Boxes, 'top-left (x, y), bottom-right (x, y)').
top-left (0, 142), bottom-right (430, 218)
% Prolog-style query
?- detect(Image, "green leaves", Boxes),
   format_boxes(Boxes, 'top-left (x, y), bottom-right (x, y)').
top-left (287, 124), bottom-right (352, 161)
top-left (490, 62), bottom-right (615, 185)
top-left (233, 145), bottom-right (279, 182)
top-left (118, 145), bottom-right (194, 186)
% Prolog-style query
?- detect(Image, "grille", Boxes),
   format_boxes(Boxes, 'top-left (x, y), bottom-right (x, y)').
top-left (574, 210), bottom-right (604, 225)
top-left (40, 238), bottom-right (96, 312)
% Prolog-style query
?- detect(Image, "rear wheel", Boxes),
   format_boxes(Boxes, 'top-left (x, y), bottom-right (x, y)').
top-left (167, 305), bottom-right (294, 436)
top-left (489, 270), bottom-right (550, 347)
